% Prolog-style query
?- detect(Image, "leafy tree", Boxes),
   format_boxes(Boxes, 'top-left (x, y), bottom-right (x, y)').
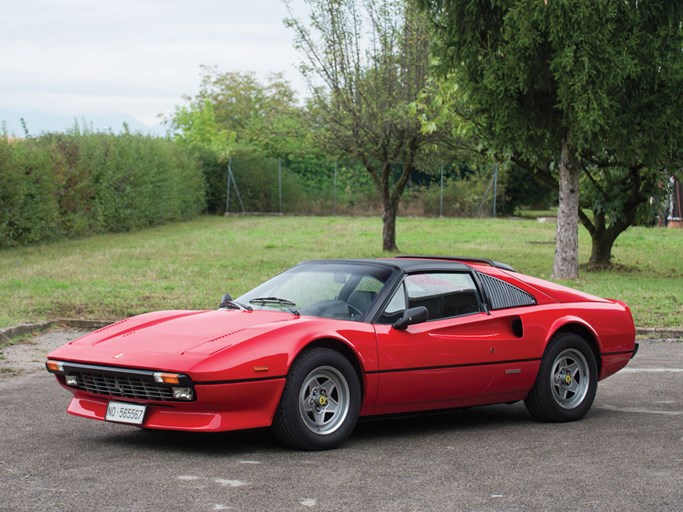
top-left (579, 165), bottom-right (670, 267)
top-left (175, 67), bottom-right (307, 160)
top-left (285, 0), bottom-right (450, 251)
top-left (172, 98), bottom-right (235, 161)
top-left (422, 1), bottom-right (683, 276)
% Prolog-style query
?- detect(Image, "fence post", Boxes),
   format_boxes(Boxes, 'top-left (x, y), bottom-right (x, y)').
top-left (440, 162), bottom-right (444, 218)
top-left (278, 158), bottom-right (283, 214)
top-left (492, 163), bottom-right (498, 218)
top-left (225, 159), bottom-right (231, 214)
top-left (333, 161), bottom-right (338, 215)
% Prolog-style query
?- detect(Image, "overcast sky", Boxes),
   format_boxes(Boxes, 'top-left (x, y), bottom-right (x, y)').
top-left (0, 0), bottom-right (307, 131)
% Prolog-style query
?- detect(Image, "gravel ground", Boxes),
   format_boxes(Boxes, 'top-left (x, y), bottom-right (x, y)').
top-left (0, 330), bottom-right (90, 379)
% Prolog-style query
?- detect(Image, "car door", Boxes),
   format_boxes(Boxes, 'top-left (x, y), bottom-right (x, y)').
top-left (373, 272), bottom-right (504, 407)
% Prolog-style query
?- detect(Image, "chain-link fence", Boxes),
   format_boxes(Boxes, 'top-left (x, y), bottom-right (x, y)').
top-left (215, 154), bottom-right (510, 218)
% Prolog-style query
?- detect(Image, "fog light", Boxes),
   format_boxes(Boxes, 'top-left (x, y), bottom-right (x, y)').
top-left (172, 387), bottom-right (194, 400)
top-left (65, 375), bottom-right (78, 386)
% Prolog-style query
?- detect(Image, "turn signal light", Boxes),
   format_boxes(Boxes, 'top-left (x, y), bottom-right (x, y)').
top-left (46, 360), bottom-right (64, 372)
top-left (153, 372), bottom-right (181, 385)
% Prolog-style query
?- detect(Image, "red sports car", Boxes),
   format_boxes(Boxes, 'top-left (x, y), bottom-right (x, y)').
top-left (46, 256), bottom-right (638, 450)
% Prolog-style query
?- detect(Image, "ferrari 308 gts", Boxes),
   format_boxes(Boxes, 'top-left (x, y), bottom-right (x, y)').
top-left (46, 256), bottom-right (638, 450)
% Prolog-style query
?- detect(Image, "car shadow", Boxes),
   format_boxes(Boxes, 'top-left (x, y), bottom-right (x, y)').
top-left (352, 402), bottom-right (532, 440)
top-left (96, 402), bottom-right (533, 455)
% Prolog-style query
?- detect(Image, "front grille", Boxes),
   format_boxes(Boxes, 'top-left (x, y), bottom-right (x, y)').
top-left (51, 362), bottom-right (194, 402)
top-left (77, 372), bottom-right (175, 401)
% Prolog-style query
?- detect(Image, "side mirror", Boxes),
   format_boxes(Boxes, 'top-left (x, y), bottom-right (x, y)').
top-left (219, 293), bottom-right (233, 309)
top-left (392, 306), bottom-right (429, 331)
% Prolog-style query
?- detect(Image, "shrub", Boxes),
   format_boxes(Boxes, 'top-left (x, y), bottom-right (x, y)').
top-left (0, 133), bottom-right (205, 248)
top-left (0, 138), bottom-right (60, 246)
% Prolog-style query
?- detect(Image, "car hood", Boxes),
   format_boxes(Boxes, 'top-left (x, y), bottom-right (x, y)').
top-left (47, 309), bottom-right (300, 368)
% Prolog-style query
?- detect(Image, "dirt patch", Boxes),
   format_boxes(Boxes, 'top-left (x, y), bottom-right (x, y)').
top-left (0, 329), bottom-right (89, 380)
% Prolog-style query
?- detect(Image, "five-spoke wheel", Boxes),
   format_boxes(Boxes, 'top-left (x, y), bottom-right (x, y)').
top-left (299, 366), bottom-right (350, 435)
top-left (273, 348), bottom-right (360, 450)
top-left (525, 333), bottom-right (598, 422)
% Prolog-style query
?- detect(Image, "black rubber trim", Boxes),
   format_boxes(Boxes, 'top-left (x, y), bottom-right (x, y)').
top-left (394, 255), bottom-right (516, 272)
top-left (601, 349), bottom-right (638, 357)
top-left (365, 357), bottom-right (541, 375)
top-left (46, 361), bottom-right (193, 386)
top-left (196, 375), bottom-right (287, 385)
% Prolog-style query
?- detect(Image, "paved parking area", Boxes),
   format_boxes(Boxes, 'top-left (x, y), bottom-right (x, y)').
top-left (0, 331), bottom-right (681, 511)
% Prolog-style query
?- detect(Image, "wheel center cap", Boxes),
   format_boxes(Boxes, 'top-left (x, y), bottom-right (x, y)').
top-left (565, 374), bottom-right (572, 384)
top-left (318, 395), bottom-right (328, 407)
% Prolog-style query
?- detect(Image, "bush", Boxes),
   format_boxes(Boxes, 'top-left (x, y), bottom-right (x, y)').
top-left (405, 172), bottom-right (504, 217)
top-left (0, 133), bottom-right (205, 248)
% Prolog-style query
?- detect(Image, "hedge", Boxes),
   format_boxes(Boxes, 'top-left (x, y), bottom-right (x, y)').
top-left (0, 133), bottom-right (206, 248)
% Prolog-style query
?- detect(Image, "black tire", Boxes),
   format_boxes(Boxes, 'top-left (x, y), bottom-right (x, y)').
top-left (524, 332), bottom-right (598, 422)
top-left (272, 348), bottom-right (361, 450)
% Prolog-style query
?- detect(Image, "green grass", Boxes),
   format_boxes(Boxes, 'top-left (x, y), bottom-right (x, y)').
top-left (0, 216), bottom-right (681, 328)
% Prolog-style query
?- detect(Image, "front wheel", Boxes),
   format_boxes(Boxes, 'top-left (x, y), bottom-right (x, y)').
top-left (524, 333), bottom-right (598, 422)
top-left (272, 348), bottom-right (361, 450)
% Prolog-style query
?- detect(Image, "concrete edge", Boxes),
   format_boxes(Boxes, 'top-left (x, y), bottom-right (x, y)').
top-left (1, 320), bottom-right (682, 343)
top-left (0, 319), bottom-right (114, 344)
top-left (635, 327), bottom-right (683, 340)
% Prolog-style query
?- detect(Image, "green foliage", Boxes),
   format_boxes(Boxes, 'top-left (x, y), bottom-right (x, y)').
top-left (172, 99), bottom-right (236, 160)
top-left (227, 147), bottom-right (307, 213)
top-left (0, 133), bottom-right (205, 248)
top-left (170, 68), bottom-right (305, 160)
top-left (423, 0), bottom-right (683, 268)
top-left (285, 0), bottom-right (453, 251)
top-left (0, 137), bottom-right (60, 246)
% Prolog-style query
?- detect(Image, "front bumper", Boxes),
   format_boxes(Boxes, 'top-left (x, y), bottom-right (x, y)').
top-left (63, 378), bottom-right (286, 432)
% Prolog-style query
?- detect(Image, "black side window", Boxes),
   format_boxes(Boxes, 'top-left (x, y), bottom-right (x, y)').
top-left (383, 272), bottom-right (481, 321)
top-left (477, 272), bottom-right (537, 310)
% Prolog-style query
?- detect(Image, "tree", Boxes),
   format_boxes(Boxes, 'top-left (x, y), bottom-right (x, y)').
top-left (422, 1), bottom-right (683, 277)
top-left (579, 164), bottom-right (669, 267)
top-left (171, 67), bottom-right (308, 160)
top-left (172, 98), bottom-right (235, 161)
top-left (285, 0), bottom-right (447, 252)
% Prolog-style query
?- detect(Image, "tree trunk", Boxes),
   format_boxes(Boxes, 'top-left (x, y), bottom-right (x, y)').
top-left (552, 141), bottom-right (580, 279)
top-left (589, 230), bottom-right (618, 268)
top-left (382, 199), bottom-right (400, 252)
top-left (584, 210), bottom-right (631, 269)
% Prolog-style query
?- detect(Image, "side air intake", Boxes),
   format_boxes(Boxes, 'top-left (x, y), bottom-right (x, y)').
top-left (478, 273), bottom-right (537, 310)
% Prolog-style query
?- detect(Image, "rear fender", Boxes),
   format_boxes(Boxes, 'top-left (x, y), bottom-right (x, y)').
top-left (545, 316), bottom-right (602, 370)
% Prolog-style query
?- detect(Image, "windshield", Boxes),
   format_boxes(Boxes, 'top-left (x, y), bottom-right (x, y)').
top-left (236, 262), bottom-right (394, 321)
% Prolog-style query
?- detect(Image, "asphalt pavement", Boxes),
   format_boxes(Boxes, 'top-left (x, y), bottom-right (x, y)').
top-left (0, 331), bottom-right (681, 512)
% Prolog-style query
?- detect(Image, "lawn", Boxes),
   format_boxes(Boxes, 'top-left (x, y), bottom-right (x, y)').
top-left (0, 215), bottom-right (680, 329)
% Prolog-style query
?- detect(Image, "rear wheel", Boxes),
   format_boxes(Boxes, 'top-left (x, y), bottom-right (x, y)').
top-left (524, 333), bottom-right (598, 422)
top-left (272, 348), bottom-right (360, 450)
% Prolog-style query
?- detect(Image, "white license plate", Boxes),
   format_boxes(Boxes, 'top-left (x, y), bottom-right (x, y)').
top-left (105, 401), bottom-right (147, 425)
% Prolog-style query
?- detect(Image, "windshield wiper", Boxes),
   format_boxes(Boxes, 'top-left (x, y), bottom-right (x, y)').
top-left (219, 299), bottom-right (253, 311)
top-left (249, 297), bottom-right (299, 315)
